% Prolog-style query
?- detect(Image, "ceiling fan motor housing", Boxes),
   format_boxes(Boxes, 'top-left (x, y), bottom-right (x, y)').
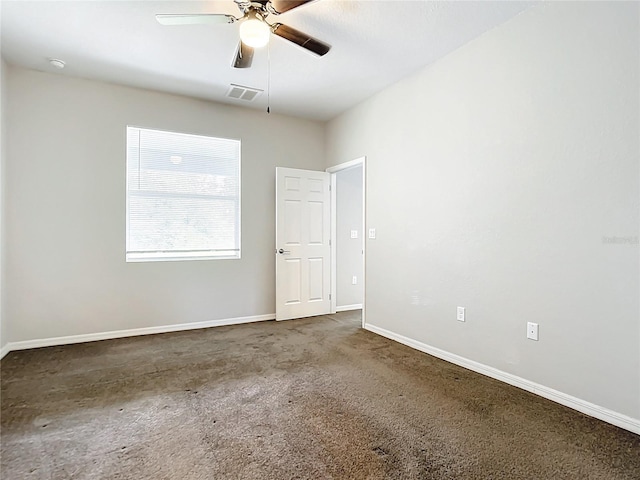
top-left (235, 1), bottom-right (270, 15)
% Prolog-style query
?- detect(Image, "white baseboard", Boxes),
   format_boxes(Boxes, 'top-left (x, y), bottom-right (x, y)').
top-left (1, 313), bottom-right (275, 357)
top-left (364, 322), bottom-right (640, 436)
top-left (336, 304), bottom-right (363, 312)
top-left (0, 342), bottom-right (10, 360)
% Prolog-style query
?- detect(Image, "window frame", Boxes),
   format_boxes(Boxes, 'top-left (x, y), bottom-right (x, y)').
top-left (125, 126), bottom-right (241, 263)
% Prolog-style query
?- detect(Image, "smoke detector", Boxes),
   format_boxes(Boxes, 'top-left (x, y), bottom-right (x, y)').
top-left (49, 58), bottom-right (66, 69)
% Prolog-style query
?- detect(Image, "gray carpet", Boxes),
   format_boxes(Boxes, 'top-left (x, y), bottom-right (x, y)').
top-left (1, 311), bottom-right (639, 479)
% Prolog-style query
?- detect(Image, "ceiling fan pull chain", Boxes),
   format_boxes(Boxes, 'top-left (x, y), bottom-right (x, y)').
top-left (267, 39), bottom-right (271, 114)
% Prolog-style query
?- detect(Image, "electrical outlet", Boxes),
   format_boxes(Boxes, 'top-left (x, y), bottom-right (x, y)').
top-left (352, 276), bottom-right (357, 285)
top-left (350, 230), bottom-right (358, 239)
top-left (527, 322), bottom-right (539, 341)
top-left (368, 228), bottom-right (376, 239)
top-left (457, 306), bottom-right (465, 322)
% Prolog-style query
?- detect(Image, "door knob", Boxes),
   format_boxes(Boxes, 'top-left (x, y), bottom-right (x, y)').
top-left (277, 248), bottom-right (291, 255)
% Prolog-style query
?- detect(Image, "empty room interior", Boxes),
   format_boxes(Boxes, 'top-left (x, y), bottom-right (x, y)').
top-left (1, 1), bottom-right (639, 478)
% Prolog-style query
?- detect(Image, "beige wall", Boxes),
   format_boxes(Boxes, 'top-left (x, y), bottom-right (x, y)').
top-left (0, 56), bottom-right (6, 353)
top-left (5, 66), bottom-right (325, 343)
top-left (326, 2), bottom-right (639, 422)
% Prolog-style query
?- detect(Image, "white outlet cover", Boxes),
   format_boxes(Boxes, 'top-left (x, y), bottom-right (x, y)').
top-left (457, 306), bottom-right (465, 322)
top-left (352, 276), bottom-right (357, 285)
top-left (350, 230), bottom-right (358, 239)
top-left (368, 228), bottom-right (376, 239)
top-left (527, 322), bottom-right (539, 341)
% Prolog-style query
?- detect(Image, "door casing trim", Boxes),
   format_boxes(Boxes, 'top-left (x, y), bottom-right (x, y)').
top-left (327, 157), bottom-right (366, 328)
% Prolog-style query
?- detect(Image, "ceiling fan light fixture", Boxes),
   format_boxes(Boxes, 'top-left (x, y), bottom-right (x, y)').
top-left (239, 14), bottom-right (270, 48)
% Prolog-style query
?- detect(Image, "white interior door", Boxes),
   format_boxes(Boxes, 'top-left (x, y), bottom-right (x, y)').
top-left (276, 167), bottom-right (331, 321)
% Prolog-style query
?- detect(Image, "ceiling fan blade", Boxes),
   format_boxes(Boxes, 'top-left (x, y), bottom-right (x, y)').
top-left (269, 0), bottom-right (315, 14)
top-left (156, 14), bottom-right (236, 26)
top-left (271, 23), bottom-right (330, 56)
top-left (232, 41), bottom-right (254, 68)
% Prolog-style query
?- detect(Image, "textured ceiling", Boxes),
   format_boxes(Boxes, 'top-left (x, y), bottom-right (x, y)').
top-left (0, 0), bottom-right (534, 121)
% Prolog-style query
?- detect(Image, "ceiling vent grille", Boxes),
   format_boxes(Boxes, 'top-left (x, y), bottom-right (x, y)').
top-left (226, 84), bottom-right (263, 102)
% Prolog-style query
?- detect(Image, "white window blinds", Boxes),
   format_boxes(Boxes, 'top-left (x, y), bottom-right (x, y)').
top-left (126, 127), bottom-right (241, 262)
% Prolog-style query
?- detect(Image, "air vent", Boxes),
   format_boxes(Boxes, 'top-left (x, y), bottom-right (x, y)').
top-left (226, 84), bottom-right (263, 102)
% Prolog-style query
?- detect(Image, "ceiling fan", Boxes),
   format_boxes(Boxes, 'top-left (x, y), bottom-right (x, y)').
top-left (156, 0), bottom-right (331, 69)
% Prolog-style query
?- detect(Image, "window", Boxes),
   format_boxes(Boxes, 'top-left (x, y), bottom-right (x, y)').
top-left (126, 127), bottom-right (241, 262)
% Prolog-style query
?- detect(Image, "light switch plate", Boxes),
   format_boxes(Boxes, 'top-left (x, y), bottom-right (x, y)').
top-left (368, 228), bottom-right (376, 239)
top-left (457, 307), bottom-right (465, 322)
top-left (350, 230), bottom-right (358, 239)
top-left (352, 276), bottom-right (357, 285)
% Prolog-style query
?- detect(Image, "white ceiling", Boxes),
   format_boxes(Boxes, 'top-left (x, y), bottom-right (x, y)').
top-left (0, 0), bottom-right (534, 121)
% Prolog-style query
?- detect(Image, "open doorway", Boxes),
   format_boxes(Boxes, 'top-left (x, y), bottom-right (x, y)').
top-left (328, 157), bottom-right (366, 328)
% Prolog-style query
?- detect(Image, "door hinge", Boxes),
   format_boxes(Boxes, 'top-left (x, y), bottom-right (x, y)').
top-left (329, 294), bottom-right (332, 300)
top-left (329, 184), bottom-right (332, 191)
top-left (329, 239), bottom-right (331, 246)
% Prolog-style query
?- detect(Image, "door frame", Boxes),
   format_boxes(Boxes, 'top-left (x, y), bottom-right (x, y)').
top-left (326, 156), bottom-right (366, 328)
